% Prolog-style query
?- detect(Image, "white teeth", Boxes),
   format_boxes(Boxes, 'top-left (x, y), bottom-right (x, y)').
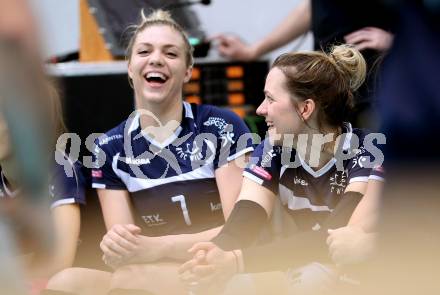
top-left (146, 72), bottom-right (167, 80)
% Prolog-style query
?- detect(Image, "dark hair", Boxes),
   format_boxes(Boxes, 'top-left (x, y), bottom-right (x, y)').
top-left (272, 44), bottom-right (366, 129)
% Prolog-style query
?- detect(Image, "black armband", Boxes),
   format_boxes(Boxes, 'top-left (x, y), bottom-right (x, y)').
top-left (211, 200), bottom-right (268, 251)
top-left (241, 191), bottom-right (365, 272)
top-left (323, 191), bottom-right (364, 229)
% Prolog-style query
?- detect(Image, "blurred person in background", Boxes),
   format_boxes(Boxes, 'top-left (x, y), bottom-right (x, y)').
top-left (0, 1), bottom-right (86, 294)
top-left (214, 0), bottom-right (395, 128)
top-left (359, 1), bottom-right (440, 294)
top-left (0, 82), bottom-right (87, 294)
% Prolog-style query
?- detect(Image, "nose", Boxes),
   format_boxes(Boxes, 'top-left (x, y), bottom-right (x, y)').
top-left (148, 50), bottom-right (164, 66)
top-left (256, 99), bottom-right (267, 116)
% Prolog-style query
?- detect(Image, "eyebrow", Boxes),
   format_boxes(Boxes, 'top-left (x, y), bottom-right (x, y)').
top-left (136, 43), bottom-right (181, 50)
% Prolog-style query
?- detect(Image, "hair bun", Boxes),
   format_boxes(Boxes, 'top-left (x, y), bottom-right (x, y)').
top-left (330, 44), bottom-right (366, 92)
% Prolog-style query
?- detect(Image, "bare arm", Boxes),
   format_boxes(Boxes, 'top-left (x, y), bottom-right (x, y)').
top-left (134, 155), bottom-right (250, 261)
top-left (252, 0), bottom-right (311, 57)
top-left (326, 179), bottom-right (384, 264)
top-left (50, 204), bottom-right (81, 272)
top-left (216, 0), bottom-right (311, 60)
top-left (180, 178), bottom-right (384, 279)
top-left (98, 189), bottom-right (135, 228)
top-left (347, 179), bottom-right (383, 231)
top-left (25, 204), bottom-right (81, 279)
top-left (98, 189), bottom-right (142, 268)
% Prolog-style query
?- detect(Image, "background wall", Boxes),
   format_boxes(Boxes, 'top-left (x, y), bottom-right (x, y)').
top-left (28, 0), bottom-right (79, 59)
top-left (193, 0), bottom-right (313, 61)
top-left (29, 0), bottom-right (313, 61)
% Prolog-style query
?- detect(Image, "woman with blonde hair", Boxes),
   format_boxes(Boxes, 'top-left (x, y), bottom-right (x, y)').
top-left (45, 9), bottom-right (253, 295)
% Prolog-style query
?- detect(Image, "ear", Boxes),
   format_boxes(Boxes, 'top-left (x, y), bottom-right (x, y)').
top-left (299, 99), bottom-right (315, 121)
top-left (127, 61), bottom-right (134, 80)
top-left (183, 66), bottom-right (193, 83)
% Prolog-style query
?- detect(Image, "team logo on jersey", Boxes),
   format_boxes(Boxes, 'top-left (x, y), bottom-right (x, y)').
top-left (203, 116), bottom-right (228, 129)
top-left (351, 146), bottom-right (366, 156)
top-left (249, 164), bottom-right (272, 181)
top-left (329, 170), bottom-right (348, 195)
top-left (219, 125), bottom-right (235, 147)
top-left (176, 141), bottom-right (203, 161)
top-left (141, 214), bottom-right (167, 227)
top-left (203, 117), bottom-right (235, 146)
top-left (352, 156), bottom-right (368, 168)
top-left (92, 169), bottom-right (103, 178)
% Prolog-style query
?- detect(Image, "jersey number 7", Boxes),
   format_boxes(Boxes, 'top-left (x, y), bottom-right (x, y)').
top-left (171, 195), bottom-right (192, 226)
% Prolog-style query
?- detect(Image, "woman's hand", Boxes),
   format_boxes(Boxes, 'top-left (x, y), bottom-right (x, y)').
top-left (179, 242), bottom-right (240, 293)
top-left (125, 235), bottom-right (171, 264)
top-left (100, 224), bottom-right (141, 267)
top-left (327, 226), bottom-right (377, 265)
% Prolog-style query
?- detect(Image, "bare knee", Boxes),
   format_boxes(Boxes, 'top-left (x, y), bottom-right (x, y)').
top-left (47, 267), bottom-right (111, 295)
top-left (110, 263), bottom-right (186, 295)
top-left (110, 265), bottom-right (146, 290)
top-left (46, 268), bottom-right (84, 292)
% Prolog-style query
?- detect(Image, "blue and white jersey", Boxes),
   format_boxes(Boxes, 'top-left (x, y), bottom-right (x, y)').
top-left (0, 152), bottom-right (86, 208)
top-left (50, 151), bottom-right (87, 209)
top-left (244, 123), bottom-right (385, 231)
top-left (92, 102), bottom-right (254, 236)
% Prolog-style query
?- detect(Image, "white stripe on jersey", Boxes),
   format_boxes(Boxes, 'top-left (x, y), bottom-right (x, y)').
top-left (243, 171), bottom-right (264, 185)
top-left (226, 146), bottom-right (254, 162)
top-left (92, 183), bottom-right (106, 189)
top-left (349, 176), bottom-right (369, 183)
top-left (368, 175), bottom-right (386, 182)
top-left (50, 197), bottom-right (77, 209)
top-left (279, 184), bottom-right (332, 212)
top-left (112, 154), bottom-right (216, 192)
top-left (183, 101), bottom-right (194, 119)
top-left (298, 155), bottom-right (337, 178)
top-left (139, 126), bottom-right (183, 149)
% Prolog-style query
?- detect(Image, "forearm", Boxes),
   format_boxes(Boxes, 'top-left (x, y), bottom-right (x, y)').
top-left (98, 189), bottom-right (135, 230)
top-left (164, 226), bottom-right (223, 260)
top-left (242, 230), bottom-right (329, 273)
top-left (133, 226), bottom-right (223, 263)
top-left (242, 192), bottom-right (363, 272)
top-left (252, 0), bottom-right (311, 57)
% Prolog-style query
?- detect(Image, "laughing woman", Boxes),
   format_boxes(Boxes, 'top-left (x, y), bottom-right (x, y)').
top-left (45, 10), bottom-right (253, 295)
top-left (180, 45), bottom-right (385, 295)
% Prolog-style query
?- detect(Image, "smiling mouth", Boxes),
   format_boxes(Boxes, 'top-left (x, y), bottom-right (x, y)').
top-left (144, 72), bottom-right (168, 85)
